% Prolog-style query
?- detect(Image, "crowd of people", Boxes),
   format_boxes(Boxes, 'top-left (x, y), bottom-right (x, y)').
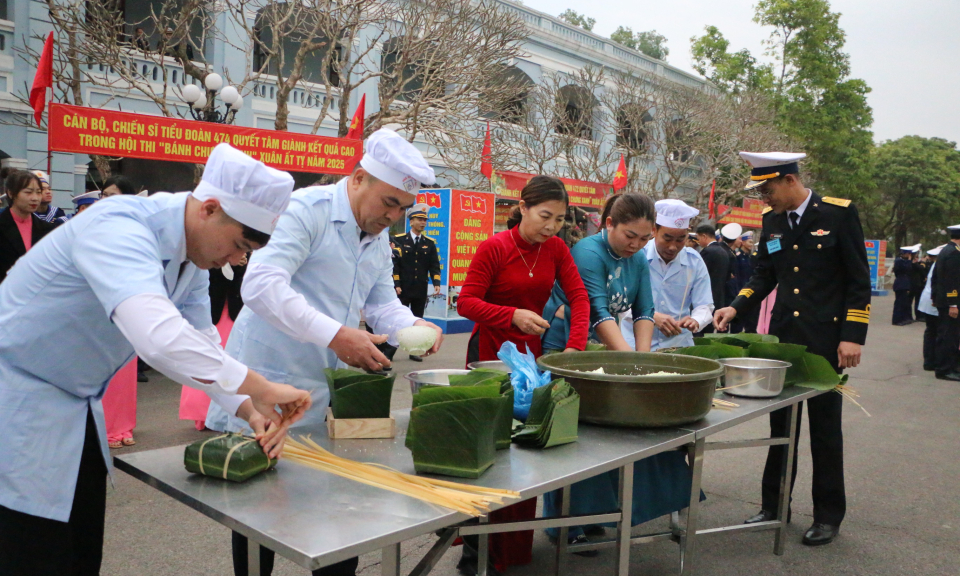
top-left (0, 144), bottom-right (877, 575)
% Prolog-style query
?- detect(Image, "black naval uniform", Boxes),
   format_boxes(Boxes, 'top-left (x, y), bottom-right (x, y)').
top-left (930, 242), bottom-right (960, 376)
top-left (393, 232), bottom-right (441, 318)
top-left (729, 191), bottom-right (871, 527)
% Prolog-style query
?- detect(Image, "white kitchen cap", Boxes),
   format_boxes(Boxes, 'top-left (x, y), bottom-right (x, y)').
top-left (721, 222), bottom-right (743, 241)
top-left (654, 198), bottom-right (699, 229)
top-left (192, 143), bottom-right (294, 235)
top-left (359, 128), bottom-right (436, 194)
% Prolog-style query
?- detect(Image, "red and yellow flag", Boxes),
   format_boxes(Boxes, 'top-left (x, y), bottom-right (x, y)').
top-left (346, 94), bottom-right (365, 140)
top-left (612, 155), bottom-right (628, 191)
top-left (30, 32), bottom-right (54, 128)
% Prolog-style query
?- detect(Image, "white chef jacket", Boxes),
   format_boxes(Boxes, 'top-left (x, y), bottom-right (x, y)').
top-left (0, 193), bottom-right (248, 521)
top-left (205, 179), bottom-right (417, 432)
top-left (621, 243), bottom-right (714, 350)
top-left (918, 263), bottom-right (938, 317)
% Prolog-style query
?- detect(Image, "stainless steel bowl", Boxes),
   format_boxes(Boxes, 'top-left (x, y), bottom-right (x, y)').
top-left (536, 351), bottom-right (724, 428)
top-left (719, 358), bottom-right (791, 398)
top-left (404, 369), bottom-right (472, 394)
top-left (467, 361), bottom-right (511, 373)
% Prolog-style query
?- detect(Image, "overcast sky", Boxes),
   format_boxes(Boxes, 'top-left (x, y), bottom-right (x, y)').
top-left (523, 0), bottom-right (960, 146)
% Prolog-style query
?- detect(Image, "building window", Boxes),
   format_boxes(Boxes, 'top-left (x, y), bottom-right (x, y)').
top-left (380, 37), bottom-right (443, 103)
top-left (481, 66), bottom-right (533, 125)
top-left (666, 117), bottom-right (692, 163)
top-left (254, 4), bottom-right (343, 87)
top-left (617, 105), bottom-right (653, 152)
top-left (555, 84), bottom-right (596, 141)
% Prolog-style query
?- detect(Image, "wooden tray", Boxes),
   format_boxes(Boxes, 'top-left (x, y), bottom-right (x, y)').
top-left (325, 407), bottom-right (395, 439)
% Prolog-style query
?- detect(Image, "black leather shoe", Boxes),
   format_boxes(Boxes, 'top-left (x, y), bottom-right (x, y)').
top-left (802, 523), bottom-right (839, 546)
top-left (745, 509), bottom-right (791, 524)
top-left (923, 365), bottom-right (935, 371)
top-left (137, 371), bottom-right (148, 382)
top-left (409, 355), bottom-right (423, 362)
top-left (935, 372), bottom-right (960, 381)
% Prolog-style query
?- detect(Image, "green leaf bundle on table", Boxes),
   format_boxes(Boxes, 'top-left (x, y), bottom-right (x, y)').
top-left (325, 368), bottom-right (395, 419)
top-left (512, 379), bottom-right (580, 449)
top-left (184, 433), bottom-right (276, 483)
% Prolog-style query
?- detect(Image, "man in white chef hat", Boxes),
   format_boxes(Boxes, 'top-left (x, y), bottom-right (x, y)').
top-left (206, 128), bottom-right (444, 576)
top-left (0, 143), bottom-right (311, 575)
top-left (621, 198), bottom-right (715, 350)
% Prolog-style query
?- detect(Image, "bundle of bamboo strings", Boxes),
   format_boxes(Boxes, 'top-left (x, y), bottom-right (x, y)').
top-left (282, 436), bottom-right (520, 516)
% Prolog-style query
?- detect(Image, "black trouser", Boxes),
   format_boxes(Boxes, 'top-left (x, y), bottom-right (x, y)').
top-left (935, 306), bottom-right (960, 374)
top-left (399, 293), bottom-right (427, 319)
top-left (232, 532), bottom-right (359, 576)
top-left (892, 289), bottom-right (913, 324)
top-left (0, 409), bottom-right (107, 576)
top-left (923, 313), bottom-right (939, 369)
top-left (760, 388), bottom-right (846, 526)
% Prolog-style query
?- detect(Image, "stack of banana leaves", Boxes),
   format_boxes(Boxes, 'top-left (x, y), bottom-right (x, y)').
top-left (667, 333), bottom-right (847, 391)
top-left (325, 368), bottom-right (395, 419)
top-left (405, 369), bottom-right (512, 478)
top-left (184, 433), bottom-right (277, 482)
top-left (511, 379), bottom-right (580, 448)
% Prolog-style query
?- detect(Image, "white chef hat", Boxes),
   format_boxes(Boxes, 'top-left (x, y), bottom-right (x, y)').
top-left (72, 190), bottom-right (99, 206)
top-left (192, 143), bottom-right (294, 235)
top-left (928, 244), bottom-right (947, 256)
top-left (654, 198), bottom-right (699, 229)
top-left (360, 129), bottom-right (436, 194)
top-left (721, 222), bottom-right (743, 241)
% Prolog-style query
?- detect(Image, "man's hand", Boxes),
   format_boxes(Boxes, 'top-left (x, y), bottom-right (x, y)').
top-left (329, 325), bottom-right (391, 371)
top-left (512, 309), bottom-right (550, 335)
top-left (950, 306), bottom-right (958, 319)
top-left (395, 287), bottom-right (402, 296)
top-left (654, 312), bottom-right (682, 337)
top-left (677, 316), bottom-right (700, 332)
top-left (837, 341), bottom-right (862, 369)
top-left (236, 399), bottom-right (289, 459)
top-left (713, 307), bottom-right (737, 332)
top-left (413, 319), bottom-right (444, 356)
top-left (433, 285), bottom-right (441, 296)
top-left (235, 377), bottom-right (312, 458)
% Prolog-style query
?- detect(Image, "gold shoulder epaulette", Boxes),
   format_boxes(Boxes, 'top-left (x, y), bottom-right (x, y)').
top-left (394, 233), bottom-right (406, 237)
top-left (762, 206), bottom-right (773, 215)
top-left (822, 197), bottom-right (851, 208)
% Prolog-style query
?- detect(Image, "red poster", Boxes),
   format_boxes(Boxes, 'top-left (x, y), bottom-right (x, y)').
top-left (491, 170), bottom-right (611, 209)
top-left (48, 103), bottom-right (361, 175)
top-left (718, 197), bottom-right (765, 229)
top-left (448, 189), bottom-right (495, 286)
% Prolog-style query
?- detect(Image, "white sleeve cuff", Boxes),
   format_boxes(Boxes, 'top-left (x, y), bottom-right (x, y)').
top-left (691, 304), bottom-right (716, 332)
top-left (365, 298), bottom-right (418, 346)
top-left (207, 391), bottom-right (250, 418)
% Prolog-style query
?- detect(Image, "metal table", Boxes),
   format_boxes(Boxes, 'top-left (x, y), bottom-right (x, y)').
top-left (115, 413), bottom-right (694, 575)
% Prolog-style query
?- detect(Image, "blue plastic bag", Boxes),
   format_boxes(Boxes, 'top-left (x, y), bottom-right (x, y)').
top-left (497, 341), bottom-right (552, 421)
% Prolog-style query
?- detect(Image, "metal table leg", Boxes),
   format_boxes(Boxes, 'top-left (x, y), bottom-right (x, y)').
top-left (382, 542), bottom-right (401, 576)
top-left (556, 486), bottom-right (571, 576)
top-left (774, 403), bottom-right (800, 555)
top-left (615, 462), bottom-right (634, 576)
top-left (478, 514), bottom-right (489, 576)
top-left (679, 437), bottom-right (706, 575)
top-left (246, 541), bottom-right (260, 576)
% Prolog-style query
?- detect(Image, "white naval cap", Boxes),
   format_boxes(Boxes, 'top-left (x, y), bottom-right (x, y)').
top-left (928, 244), bottom-right (947, 256)
top-left (654, 198), bottom-right (699, 229)
top-left (359, 128), bottom-right (436, 194)
top-left (721, 222), bottom-right (743, 241)
top-left (32, 170), bottom-right (49, 185)
top-left (192, 143), bottom-right (294, 235)
top-left (948, 224), bottom-right (960, 231)
top-left (739, 151), bottom-right (807, 191)
top-left (741, 230), bottom-right (755, 240)
top-left (406, 203), bottom-right (430, 219)
top-left (72, 190), bottom-right (100, 206)
top-left (900, 244), bottom-right (921, 253)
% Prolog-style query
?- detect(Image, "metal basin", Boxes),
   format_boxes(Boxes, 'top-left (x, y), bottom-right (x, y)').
top-left (719, 358), bottom-right (790, 398)
top-left (404, 369), bottom-right (472, 394)
top-left (467, 361), bottom-right (511, 373)
top-left (536, 351), bottom-right (724, 428)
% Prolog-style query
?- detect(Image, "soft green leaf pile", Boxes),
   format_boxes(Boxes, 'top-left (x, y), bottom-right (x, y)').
top-left (511, 379), bottom-right (580, 449)
top-left (670, 337), bottom-right (846, 391)
top-left (184, 433), bottom-right (276, 483)
top-left (325, 369), bottom-right (395, 419)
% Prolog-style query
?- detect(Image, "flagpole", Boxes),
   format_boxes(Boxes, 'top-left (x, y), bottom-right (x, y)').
top-left (46, 86), bottom-right (51, 175)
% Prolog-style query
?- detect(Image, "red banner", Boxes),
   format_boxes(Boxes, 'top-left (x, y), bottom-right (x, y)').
top-left (718, 197), bottom-right (766, 229)
top-left (448, 189), bottom-right (494, 286)
top-left (48, 103), bottom-right (362, 175)
top-left (491, 170), bottom-right (611, 209)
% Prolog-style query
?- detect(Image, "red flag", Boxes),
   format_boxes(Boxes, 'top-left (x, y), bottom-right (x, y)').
top-left (708, 179), bottom-right (717, 219)
top-left (346, 94), bottom-right (365, 140)
top-left (480, 121), bottom-right (492, 179)
top-left (30, 32), bottom-right (54, 128)
top-left (612, 155), bottom-right (628, 191)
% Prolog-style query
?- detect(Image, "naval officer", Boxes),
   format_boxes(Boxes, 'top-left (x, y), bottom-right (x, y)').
top-left (620, 199), bottom-right (714, 350)
top-left (714, 151), bottom-right (871, 546)
top-left (0, 143), bottom-right (311, 575)
top-left (930, 225), bottom-right (960, 381)
top-left (206, 128), bottom-right (444, 576)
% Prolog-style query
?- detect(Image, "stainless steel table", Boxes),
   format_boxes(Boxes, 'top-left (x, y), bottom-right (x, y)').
top-left (115, 412), bottom-right (694, 576)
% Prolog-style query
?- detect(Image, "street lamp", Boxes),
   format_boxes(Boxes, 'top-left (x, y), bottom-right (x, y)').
top-left (181, 72), bottom-right (243, 124)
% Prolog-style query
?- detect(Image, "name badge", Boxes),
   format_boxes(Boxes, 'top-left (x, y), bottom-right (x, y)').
top-left (767, 238), bottom-right (782, 254)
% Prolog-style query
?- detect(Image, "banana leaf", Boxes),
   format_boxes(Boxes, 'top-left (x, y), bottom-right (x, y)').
top-left (671, 343), bottom-right (746, 359)
top-left (585, 343), bottom-right (607, 351)
top-left (449, 370), bottom-right (513, 449)
top-left (324, 369), bottom-right (395, 419)
top-left (702, 333), bottom-right (779, 347)
top-left (495, 388), bottom-right (515, 450)
top-left (745, 343), bottom-right (846, 390)
top-left (448, 369), bottom-right (508, 387)
top-left (184, 433), bottom-right (276, 483)
top-left (412, 383), bottom-right (501, 408)
top-left (512, 379), bottom-right (579, 449)
top-left (408, 397), bottom-right (501, 478)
